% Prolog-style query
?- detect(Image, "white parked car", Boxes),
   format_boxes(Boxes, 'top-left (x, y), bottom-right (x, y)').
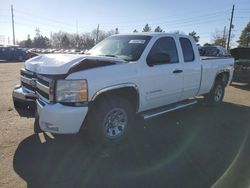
top-left (13, 33), bottom-right (234, 143)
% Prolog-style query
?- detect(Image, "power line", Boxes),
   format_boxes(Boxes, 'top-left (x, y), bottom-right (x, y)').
top-left (100, 10), bottom-right (230, 27)
top-left (234, 16), bottom-right (250, 19)
top-left (12, 7), bottom-right (230, 30)
top-left (99, 9), bottom-right (230, 26)
top-left (0, 14), bottom-right (11, 17)
top-left (13, 8), bottom-right (75, 27)
top-left (14, 14), bottom-right (74, 30)
top-left (102, 18), bottom-right (227, 31)
top-left (3, 5), bottom-right (246, 44)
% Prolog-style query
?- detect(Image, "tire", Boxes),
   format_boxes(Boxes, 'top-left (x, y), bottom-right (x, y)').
top-left (34, 113), bottom-right (42, 133)
top-left (85, 96), bottom-right (134, 144)
top-left (204, 80), bottom-right (225, 105)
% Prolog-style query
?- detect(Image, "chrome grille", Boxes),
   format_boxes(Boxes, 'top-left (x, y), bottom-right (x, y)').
top-left (20, 69), bottom-right (36, 92)
top-left (20, 68), bottom-right (54, 103)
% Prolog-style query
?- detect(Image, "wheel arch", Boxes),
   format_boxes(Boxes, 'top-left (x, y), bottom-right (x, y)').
top-left (213, 70), bottom-right (230, 87)
top-left (91, 83), bottom-right (140, 113)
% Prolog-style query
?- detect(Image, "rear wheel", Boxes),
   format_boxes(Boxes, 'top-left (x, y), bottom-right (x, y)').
top-left (204, 80), bottom-right (225, 105)
top-left (85, 96), bottom-right (134, 144)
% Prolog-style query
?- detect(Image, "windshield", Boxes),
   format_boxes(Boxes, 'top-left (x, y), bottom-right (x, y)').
top-left (87, 35), bottom-right (152, 61)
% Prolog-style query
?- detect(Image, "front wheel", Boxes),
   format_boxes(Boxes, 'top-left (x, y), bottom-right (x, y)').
top-left (85, 96), bottom-right (134, 144)
top-left (204, 80), bottom-right (225, 105)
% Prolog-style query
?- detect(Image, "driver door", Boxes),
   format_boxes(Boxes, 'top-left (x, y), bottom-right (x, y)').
top-left (140, 37), bottom-right (183, 111)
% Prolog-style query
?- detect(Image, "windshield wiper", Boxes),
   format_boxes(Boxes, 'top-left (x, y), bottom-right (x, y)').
top-left (99, 54), bottom-right (129, 62)
top-left (102, 54), bottom-right (119, 58)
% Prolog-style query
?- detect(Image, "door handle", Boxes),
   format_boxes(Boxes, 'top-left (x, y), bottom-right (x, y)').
top-left (173, 69), bottom-right (183, 74)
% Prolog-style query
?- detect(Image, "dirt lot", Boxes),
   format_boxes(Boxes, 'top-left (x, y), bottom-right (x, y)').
top-left (0, 62), bottom-right (250, 188)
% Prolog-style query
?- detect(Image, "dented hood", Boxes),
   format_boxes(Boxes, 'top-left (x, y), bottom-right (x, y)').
top-left (25, 54), bottom-right (125, 75)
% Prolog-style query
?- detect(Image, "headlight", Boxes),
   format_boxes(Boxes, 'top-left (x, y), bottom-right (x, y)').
top-left (56, 80), bottom-right (88, 103)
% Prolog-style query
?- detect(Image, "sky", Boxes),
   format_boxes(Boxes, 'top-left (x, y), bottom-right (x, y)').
top-left (0, 0), bottom-right (249, 46)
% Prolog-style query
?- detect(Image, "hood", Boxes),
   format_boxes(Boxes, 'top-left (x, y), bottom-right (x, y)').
top-left (25, 54), bottom-right (126, 75)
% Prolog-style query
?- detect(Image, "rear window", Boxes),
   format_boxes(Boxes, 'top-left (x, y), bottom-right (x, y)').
top-left (180, 38), bottom-right (195, 62)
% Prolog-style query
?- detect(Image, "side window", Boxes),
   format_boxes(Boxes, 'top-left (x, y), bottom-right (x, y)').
top-left (180, 38), bottom-right (195, 62)
top-left (147, 37), bottom-right (179, 66)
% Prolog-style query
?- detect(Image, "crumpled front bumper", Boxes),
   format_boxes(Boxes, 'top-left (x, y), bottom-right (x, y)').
top-left (13, 84), bottom-right (88, 134)
top-left (36, 99), bottom-right (88, 134)
top-left (12, 85), bottom-right (36, 117)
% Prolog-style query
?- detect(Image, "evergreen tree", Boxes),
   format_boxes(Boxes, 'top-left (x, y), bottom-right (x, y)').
top-left (115, 28), bottom-right (119, 34)
top-left (188, 31), bottom-right (200, 43)
top-left (25, 34), bottom-right (32, 48)
top-left (154, 26), bottom-right (163, 32)
top-left (237, 22), bottom-right (250, 48)
top-left (142, 24), bottom-right (151, 32)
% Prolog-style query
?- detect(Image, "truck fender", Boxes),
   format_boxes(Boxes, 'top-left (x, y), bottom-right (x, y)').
top-left (91, 83), bottom-right (140, 112)
top-left (212, 70), bottom-right (230, 88)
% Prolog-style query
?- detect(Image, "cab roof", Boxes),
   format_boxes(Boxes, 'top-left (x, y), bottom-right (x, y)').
top-left (115, 32), bottom-right (190, 38)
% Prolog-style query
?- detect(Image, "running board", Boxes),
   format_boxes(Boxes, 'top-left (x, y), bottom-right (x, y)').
top-left (142, 99), bottom-right (197, 120)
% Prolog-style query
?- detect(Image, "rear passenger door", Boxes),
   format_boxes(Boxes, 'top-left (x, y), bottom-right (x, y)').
top-left (179, 37), bottom-right (202, 100)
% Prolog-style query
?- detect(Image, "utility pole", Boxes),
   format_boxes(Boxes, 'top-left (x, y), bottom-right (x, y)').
top-left (11, 4), bottom-right (15, 45)
top-left (96, 24), bottom-right (99, 44)
top-left (227, 4), bottom-right (234, 50)
top-left (223, 26), bottom-right (226, 47)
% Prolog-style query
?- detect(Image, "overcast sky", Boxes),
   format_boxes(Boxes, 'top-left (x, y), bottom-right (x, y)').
top-left (0, 0), bottom-right (249, 46)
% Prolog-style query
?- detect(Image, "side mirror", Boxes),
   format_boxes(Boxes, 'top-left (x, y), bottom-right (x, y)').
top-left (147, 53), bottom-right (171, 66)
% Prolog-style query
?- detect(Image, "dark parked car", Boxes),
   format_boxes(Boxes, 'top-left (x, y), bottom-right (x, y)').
top-left (0, 46), bottom-right (36, 61)
top-left (199, 46), bottom-right (231, 57)
top-left (230, 48), bottom-right (250, 84)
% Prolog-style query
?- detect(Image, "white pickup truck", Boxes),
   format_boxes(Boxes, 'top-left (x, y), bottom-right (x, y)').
top-left (13, 33), bottom-right (234, 143)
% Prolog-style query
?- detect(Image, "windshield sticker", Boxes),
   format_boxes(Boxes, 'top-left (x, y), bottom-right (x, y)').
top-left (129, 39), bottom-right (146, 44)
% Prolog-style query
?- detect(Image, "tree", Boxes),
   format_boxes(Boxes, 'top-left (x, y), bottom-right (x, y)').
top-left (115, 28), bottom-right (119, 34)
top-left (189, 31), bottom-right (200, 43)
top-left (25, 34), bottom-right (32, 48)
top-left (69, 34), bottom-right (80, 49)
top-left (61, 34), bottom-right (70, 49)
top-left (92, 29), bottom-right (115, 43)
top-left (18, 34), bottom-right (32, 48)
top-left (154, 26), bottom-right (163, 32)
top-left (35, 27), bottom-right (41, 38)
top-left (237, 22), bottom-right (250, 48)
top-left (82, 33), bottom-right (95, 49)
top-left (133, 29), bottom-right (138, 33)
top-left (211, 29), bottom-right (227, 47)
top-left (33, 36), bottom-right (50, 48)
top-left (142, 24), bottom-right (151, 32)
top-left (51, 31), bottom-right (66, 48)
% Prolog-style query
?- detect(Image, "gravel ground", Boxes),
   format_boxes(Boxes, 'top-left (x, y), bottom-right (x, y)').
top-left (0, 62), bottom-right (250, 188)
